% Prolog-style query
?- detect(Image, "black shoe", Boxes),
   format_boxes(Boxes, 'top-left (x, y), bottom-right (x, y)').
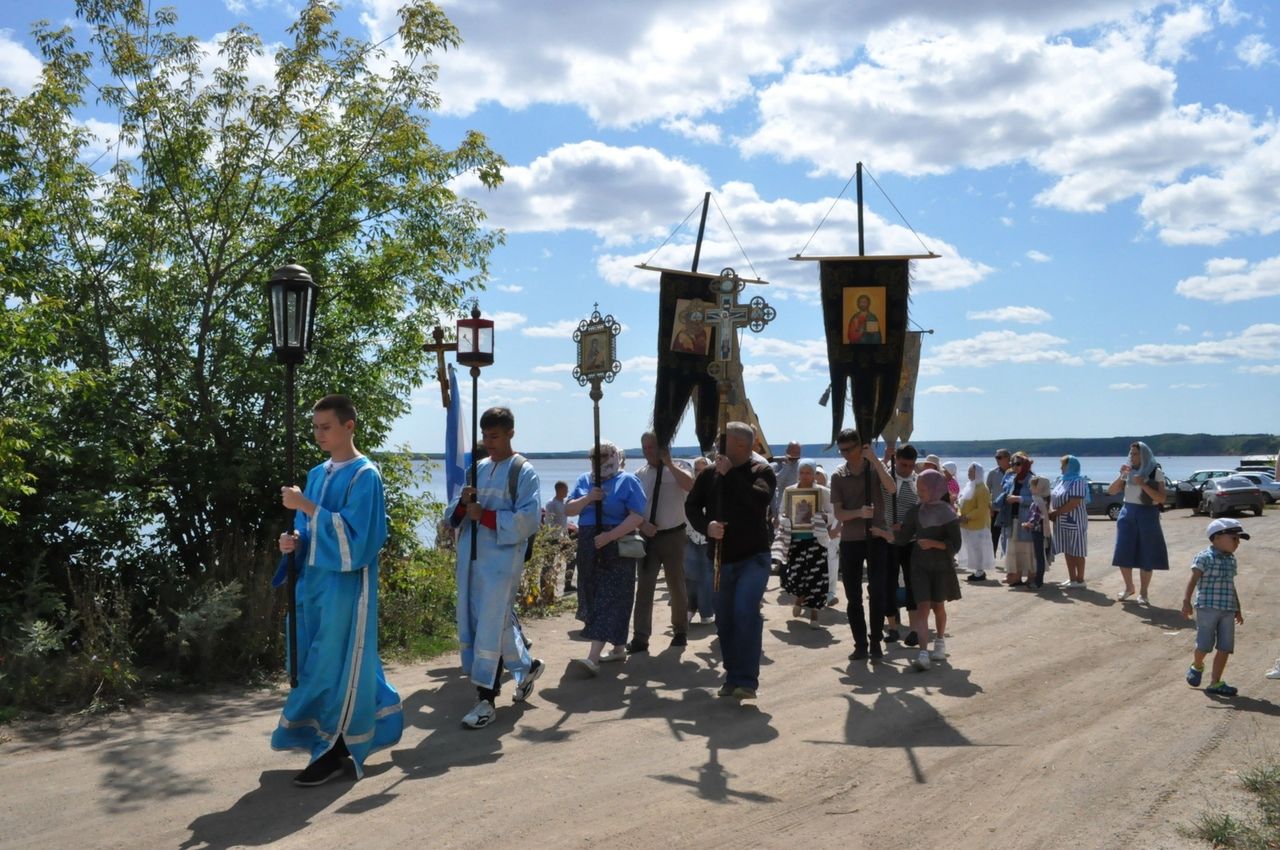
top-left (904, 631), bottom-right (919, 647)
top-left (869, 643), bottom-right (884, 661)
top-left (849, 647), bottom-right (869, 661)
top-left (965, 573), bottom-right (985, 583)
top-left (626, 639), bottom-right (649, 654)
top-left (293, 751), bottom-right (345, 787)
top-left (884, 629), bottom-right (900, 643)
top-left (564, 582), bottom-right (577, 593)
top-left (670, 633), bottom-right (687, 647)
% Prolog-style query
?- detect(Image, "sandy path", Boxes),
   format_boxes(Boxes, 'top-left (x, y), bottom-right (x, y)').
top-left (3, 507), bottom-right (1278, 850)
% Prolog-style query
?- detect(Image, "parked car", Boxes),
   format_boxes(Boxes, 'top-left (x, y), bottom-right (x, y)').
top-left (1195, 476), bottom-right (1265, 518)
top-left (1175, 469), bottom-right (1235, 507)
top-left (1087, 481), bottom-right (1124, 521)
top-left (1237, 471), bottom-right (1280, 504)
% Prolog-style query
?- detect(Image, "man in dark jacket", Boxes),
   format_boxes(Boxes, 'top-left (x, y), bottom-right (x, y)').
top-left (686, 421), bottom-right (776, 700)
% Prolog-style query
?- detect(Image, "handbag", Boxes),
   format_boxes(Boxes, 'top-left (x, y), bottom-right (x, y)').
top-left (616, 531), bottom-right (647, 559)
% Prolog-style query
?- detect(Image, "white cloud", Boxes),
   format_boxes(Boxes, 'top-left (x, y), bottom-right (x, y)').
top-left (1089, 323), bottom-right (1280, 366)
top-left (967, 305), bottom-right (1052, 324)
top-left (743, 363), bottom-right (791, 383)
top-left (456, 141), bottom-right (710, 246)
top-left (1237, 364), bottom-right (1280, 374)
top-left (487, 311), bottom-right (527, 329)
top-left (620, 389), bottom-right (648, 399)
top-left (1175, 323), bottom-right (1192, 333)
top-left (1108, 382), bottom-right (1148, 390)
top-left (1151, 5), bottom-right (1213, 64)
top-left (739, 336), bottom-right (829, 376)
top-left (1026, 250), bottom-right (1052, 263)
top-left (1235, 34), bottom-right (1276, 68)
top-left (1174, 256), bottom-right (1280, 303)
top-left (1138, 132), bottom-right (1280, 245)
top-left (620, 354), bottom-right (659, 379)
top-left (485, 378), bottom-right (562, 394)
top-left (1000, 216), bottom-right (1015, 227)
top-left (1216, 1), bottom-right (1249, 27)
top-left (1170, 383), bottom-right (1208, 389)
top-left (921, 385), bottom-right (985, 395)
top-left (922, 330), bottom-right (1083, 371)
top-left (522, 319), bottom-right (583, 338)
top-left (497, 284), bottom-right (524, 293)
top-left (1036, 385), bottom-right (1060, 392)
top-left (532, 362), bottom-right (576, 373)
top-left (0, 30), bottom-right (43, 96)
top-left (661, 117), bottom-right (723, 144)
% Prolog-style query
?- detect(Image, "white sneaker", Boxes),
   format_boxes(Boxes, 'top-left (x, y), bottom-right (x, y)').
top-left (511, 658), bottom-right (544, 702)
top-left (599, 648), bottom-right (626, 663)
top-left (1265, 660), bottom-right (1280, 680)
top-left (930, 639), bottom-right (948, 661)
top-left (461, 699), bottom-right (496, 729)
top-left (912, 650), bottom-right (931, 671)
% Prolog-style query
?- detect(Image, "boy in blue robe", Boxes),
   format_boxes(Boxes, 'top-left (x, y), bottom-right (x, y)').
top-left (446, 406), bottom-right (544, 729)
top-left (274, 394), bottom-right (403, 786)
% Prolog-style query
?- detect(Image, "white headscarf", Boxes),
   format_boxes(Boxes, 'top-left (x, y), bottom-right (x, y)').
top-left (960, 461), bottom-right (986, 506)
top-left (592, 440), bottom-right (624, 481)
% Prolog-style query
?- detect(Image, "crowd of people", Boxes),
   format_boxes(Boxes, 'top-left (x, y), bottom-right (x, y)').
top-left (270, 396), bottom-right (1272, 787)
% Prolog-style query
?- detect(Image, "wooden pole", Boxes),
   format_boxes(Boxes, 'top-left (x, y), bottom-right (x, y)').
top-left (285, 361), bottom-right (298, 688)
top-left (590, 379), bottom-right (603, 564)
top-left (691, 191), bottom-right (711, 273)
top-left (469, 365), bottom-right (480, 561)
top-left (856, 161), bottom-right (865, 257)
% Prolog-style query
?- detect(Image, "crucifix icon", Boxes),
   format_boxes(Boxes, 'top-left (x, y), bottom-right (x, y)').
top-left (704, 267), bottom-right (775, 427)
top-left (422, 326), bottom-right (458, 408)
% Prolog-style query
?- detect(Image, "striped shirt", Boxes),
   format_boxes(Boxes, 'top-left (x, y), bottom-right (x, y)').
top-left (1191, 546), bottom-right (1238, 611)
top-left (881, 463), bottom-right (919, 527)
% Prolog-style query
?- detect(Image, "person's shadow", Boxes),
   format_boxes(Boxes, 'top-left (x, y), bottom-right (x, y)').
top-left (180, 768), bottom-right (365, 850)
top-left (1122, 602), bottom-right (1194, 630)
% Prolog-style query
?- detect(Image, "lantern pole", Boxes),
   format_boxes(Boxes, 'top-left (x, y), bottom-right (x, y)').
top-left (468, 359), bottom-right (480, 562)
top-left (267, 258), bottom-right (318, 689)
top-left (573, 304), bottom-right (622, 564)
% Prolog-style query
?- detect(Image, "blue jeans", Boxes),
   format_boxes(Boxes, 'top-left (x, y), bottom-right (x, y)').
top-left (714, 551), bottom-right (771, 690)
top-left (684, 540), bottom-right (716, 618)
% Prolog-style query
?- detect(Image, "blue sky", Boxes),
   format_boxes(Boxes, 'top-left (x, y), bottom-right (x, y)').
top-left (4, 1), bottom-right (1279, 452)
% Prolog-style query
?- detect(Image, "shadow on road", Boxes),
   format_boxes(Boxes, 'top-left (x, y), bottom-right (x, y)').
top-left (180, 769), bottom-right (354, 850)
top-left (806, 663), bottom-right (986, 784)
top-left (1206, 693), bottom-right (1280, 717)
top-left (1121, 602), bottom-right (1194, 630)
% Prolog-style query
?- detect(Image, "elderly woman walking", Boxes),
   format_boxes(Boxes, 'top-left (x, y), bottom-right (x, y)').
top-left (565, 441), bottom-right (648, 675)
top-left (1050, 455), bottom-right (1090, 588)
top-left (993, 452), bottom-right (1037, 586)
top-left (898, 470), bottom-right (963, 670)
top-left (780, 459), bottom-right (834, 629)
top-left (1108, 441), bottom-right (1169, 605)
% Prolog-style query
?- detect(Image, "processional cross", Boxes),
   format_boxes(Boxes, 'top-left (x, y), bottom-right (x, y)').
top-left (703, 267), bottom-right (775, 434)
top-left (422, 326), bottom-right (458, 408)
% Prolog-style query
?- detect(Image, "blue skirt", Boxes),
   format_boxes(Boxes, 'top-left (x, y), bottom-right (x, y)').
top-left (1112, 503), bottom-right (1169, 570)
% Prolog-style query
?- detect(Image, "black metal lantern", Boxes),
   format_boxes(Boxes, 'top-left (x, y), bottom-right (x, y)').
top-left (267, 259), bottom-right (320, 365)
top-left (455, 302), bottom-right (494, 368)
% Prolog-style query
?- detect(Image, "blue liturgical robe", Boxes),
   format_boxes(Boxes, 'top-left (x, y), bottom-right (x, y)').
top-left (446, 455), bottom-right (542, 689)
top-left (271, 455), bottom-right (403, 777)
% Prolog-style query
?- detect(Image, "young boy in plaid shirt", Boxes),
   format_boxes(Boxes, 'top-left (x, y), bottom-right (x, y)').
top-left (1182, 518), bottom-right (1248, 696)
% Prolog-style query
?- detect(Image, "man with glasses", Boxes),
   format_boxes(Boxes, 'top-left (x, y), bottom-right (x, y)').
top-left (988, 450), bottom-right (1013, 555)
top-left (829, 430), bottom-right (893, 660)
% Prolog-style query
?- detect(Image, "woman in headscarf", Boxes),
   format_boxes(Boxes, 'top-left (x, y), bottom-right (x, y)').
top-left (565, 440), bottom-right (648, 674)
top-left (1049, 455), bottom-right (1089, 588)
top-left (1107, 441), bottom-right (1169, 605)
top-left (897, 469), bottom-right (962, 671)
top-left (993, 452), bottom-right (1037, 586)
top-left (779, 459), bottom-right (834, 629)
top-left (958, 462), bottom-right (995, 582)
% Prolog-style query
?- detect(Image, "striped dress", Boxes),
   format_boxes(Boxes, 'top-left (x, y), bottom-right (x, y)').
top-left (1051, 478), bottom-right (1089, 557)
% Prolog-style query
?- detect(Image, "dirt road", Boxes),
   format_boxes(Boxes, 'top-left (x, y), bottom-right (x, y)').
top-left (3, 507), bottom-right (1279, 849)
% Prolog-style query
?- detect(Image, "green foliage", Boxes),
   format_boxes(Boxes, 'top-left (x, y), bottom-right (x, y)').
top-left (0, 0), bottom-right (503, 710)
top-left (379, 545), bottom-right (458, 660)
top-left (518, 525), bottom-right (576, 613)
top-left (1184, 762), bottom-right (1280, 849)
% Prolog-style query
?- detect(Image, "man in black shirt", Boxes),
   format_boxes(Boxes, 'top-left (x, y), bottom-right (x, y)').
top-left (685, 421), bottom-right (777, 700)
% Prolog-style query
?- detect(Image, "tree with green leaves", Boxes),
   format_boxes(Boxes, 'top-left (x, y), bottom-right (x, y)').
top-left (0, 0), bottom-right (503, 706)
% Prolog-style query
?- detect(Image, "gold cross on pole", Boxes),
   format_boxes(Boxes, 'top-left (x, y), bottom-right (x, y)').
top-left (704, 268), bottom-right (776, 435)
top-left (422, 326), bottom-right (458, 408)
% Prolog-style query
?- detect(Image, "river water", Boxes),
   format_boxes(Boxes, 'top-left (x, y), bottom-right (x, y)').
top-left (409, 454), bottom-right (1250, 543)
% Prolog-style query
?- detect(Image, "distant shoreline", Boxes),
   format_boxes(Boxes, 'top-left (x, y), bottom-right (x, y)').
top-left (392, 432), bottom-right (1278, 462)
